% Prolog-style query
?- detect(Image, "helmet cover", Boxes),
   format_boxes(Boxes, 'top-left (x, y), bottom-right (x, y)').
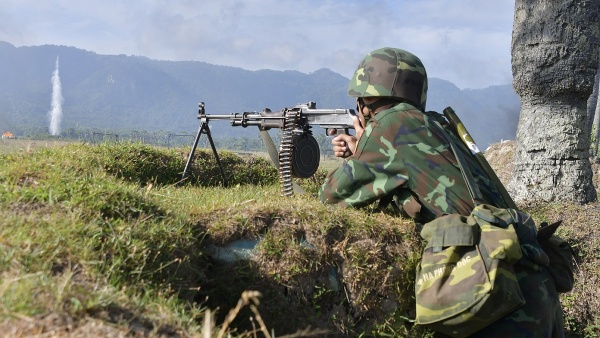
top-left (348, 47), bottom-right (428, 110)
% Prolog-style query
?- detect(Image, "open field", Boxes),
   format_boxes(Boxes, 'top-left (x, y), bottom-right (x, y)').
top-left (0, 138), bottom-right (73, 154)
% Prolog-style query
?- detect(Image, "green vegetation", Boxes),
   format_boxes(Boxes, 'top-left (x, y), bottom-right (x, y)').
top-left (0, 140), bottom-right (424, 337)
top-left (0, 139), bottom-right (599, 337)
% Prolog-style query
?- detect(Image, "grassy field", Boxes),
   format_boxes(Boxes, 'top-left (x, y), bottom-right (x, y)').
top-left (0, 138), bottom-right (73, 154)
top-left (0, 139), bottom-right (599, 337)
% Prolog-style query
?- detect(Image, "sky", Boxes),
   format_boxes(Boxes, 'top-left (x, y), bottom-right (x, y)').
top-left (0, 0), bottom-right (516, 89)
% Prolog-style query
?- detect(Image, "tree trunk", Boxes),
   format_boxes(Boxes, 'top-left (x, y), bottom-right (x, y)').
top-left (508, 0), bottom-right (599, 204)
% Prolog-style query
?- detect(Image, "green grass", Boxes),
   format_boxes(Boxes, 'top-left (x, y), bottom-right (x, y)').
top-left (0, 142), bottom-right (276, 334)
top-left (0, 138), bottom-right (72, 154)
top-left (0, 140), bottom-right (599, 337)
top-left (0, 141), bottom-right (425, 337)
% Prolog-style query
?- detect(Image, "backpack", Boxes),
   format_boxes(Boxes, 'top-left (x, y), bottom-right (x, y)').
top-left (414, 110), bottom-right (574, 337)
top-left (415, 204), bottom-right (525, 337)
top-left (537, 220), bottom-right (575, 293)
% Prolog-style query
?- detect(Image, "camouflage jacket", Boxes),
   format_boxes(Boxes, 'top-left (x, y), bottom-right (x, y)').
top-left (319, 103), bottom-right (507, 223)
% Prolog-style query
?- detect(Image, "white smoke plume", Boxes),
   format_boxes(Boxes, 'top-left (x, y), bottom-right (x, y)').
top-left (48, 56), bottom-right (63, 136)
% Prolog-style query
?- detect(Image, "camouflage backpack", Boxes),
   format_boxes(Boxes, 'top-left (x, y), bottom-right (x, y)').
top-left (415, 204), bottom-right (526, 337)
top-left (414, 119), bottom-right (526, 337)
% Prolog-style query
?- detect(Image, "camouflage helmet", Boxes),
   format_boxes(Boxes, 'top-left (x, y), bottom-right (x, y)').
top-left (348, 47), bottom-right (428, 111)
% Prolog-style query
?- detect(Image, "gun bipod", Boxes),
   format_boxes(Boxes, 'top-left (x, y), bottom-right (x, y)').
top-left (181, 104), bottom-right (228, 186)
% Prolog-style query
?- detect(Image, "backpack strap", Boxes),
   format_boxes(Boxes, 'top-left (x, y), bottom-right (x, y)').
top-left (426, 112), bottom-right (486, 207)
top-left (442, 107), bottom-right (518, 210)
top-left (445, 135), bottom-right (487, 206)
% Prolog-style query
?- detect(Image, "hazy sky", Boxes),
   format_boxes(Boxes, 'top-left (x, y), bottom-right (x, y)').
top-left (0, 0), bottom-right (516, 89)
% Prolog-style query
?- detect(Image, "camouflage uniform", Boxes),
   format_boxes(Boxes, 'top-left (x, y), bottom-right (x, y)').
top-left (319, 47), bottom-right (564, 337)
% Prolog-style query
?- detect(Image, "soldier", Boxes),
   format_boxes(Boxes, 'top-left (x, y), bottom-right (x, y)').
top-left (319, 47), bottom-right (564, 337)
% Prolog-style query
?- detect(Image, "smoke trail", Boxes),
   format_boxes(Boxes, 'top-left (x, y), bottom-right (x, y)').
top-left (48, 56), bottom-right (63, 136)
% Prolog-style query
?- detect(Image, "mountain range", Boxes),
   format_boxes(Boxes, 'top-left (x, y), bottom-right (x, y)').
top-left (0, 41), bottom-right (520, 148)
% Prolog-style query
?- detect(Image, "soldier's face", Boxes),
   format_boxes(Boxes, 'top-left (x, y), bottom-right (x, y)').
top-left (356, 98), bottom-right (371, 124)
top-left (357, 98), bottom-right (375, 125)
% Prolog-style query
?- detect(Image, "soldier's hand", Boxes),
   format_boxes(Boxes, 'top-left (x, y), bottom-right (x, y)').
top-left (330, 133), bottom-right (356, 158)
top-left (353, 114), bottom-right (366, 146)
top-left (328, 116), bottom-right (364, 158)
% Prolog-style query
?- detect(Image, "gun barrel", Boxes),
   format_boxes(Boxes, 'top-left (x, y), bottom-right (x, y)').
top-left (198, 112), bottom-right (286, 129)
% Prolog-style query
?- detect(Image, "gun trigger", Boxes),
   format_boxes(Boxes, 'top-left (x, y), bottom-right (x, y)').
top-left (325, 128), bottom-right (346, 137)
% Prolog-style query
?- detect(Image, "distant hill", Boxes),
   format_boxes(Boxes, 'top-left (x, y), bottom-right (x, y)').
top-left (0, 41), bottom-right (520, 147)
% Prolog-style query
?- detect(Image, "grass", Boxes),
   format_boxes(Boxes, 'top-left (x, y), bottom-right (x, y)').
top-left (0, 139), bottom-right (599, 337)
top-left (0, 138), bottom-right (72, 154)
top-left (0, 140), bottom-right (424, 337)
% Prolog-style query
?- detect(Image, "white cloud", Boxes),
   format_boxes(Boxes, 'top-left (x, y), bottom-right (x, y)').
top-left (0, 0), bottom-right (515, 89)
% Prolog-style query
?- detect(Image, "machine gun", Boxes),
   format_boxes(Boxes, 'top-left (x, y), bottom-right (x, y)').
top-left (181, 101), bottom-right (357, 195)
